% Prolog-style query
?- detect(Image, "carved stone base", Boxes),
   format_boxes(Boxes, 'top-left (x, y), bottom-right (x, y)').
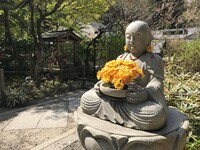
top-left (75, 107), bottom-right (189, 150)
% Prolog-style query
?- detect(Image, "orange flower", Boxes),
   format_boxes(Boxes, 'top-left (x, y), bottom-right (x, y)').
top-left (97, 60), bottom-right (144, 90)
top-left (124, 45), bottom-right (128, 51)
top-left (146, 45), bottom-right (153, 52)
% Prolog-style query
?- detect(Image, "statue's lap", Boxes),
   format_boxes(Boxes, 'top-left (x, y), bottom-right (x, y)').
top-left (81, 89), bottom-right (166, 130)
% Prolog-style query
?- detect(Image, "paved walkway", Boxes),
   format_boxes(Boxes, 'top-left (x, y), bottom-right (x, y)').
top-left (0, 89), bottom-right (87, 150)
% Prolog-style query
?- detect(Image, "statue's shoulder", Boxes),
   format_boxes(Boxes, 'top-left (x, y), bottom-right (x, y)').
top-left (141, 52), bottom-right (164, 67)
top-left (142, 52), bottom-right (164, 78)
top-left (143, 52), bottom-right (163, 63)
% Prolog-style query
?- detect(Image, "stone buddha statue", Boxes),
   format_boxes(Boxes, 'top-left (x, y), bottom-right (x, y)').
top-left (81, 21), bottom-right (167, 131)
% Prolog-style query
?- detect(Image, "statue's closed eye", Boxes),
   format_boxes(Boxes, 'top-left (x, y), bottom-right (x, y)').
top-left (126, 33), bottom-right (131, 38)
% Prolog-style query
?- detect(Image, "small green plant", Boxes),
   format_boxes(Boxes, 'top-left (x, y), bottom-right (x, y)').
top-left (186, 133), bottom-right (200, 150)
top-left (40, 79), bottom-right (68, 96)
top-left (4, 86), bottom-right (30, 107)
top-left (2, 74), bottom-right (84, 107)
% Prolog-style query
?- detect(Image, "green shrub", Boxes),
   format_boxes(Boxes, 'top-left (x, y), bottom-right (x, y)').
top-left (164, 61), bottom-right (200, 150)
top-left (4, 86), bottom-right (30, 107)
top-left (166, 38), bottom-right (200, 73)
top-left (164, 38), bottom-right (200, 149)
top-left (96, 32), bottom-right (125, 66)
top-left (179, 39), bottom-right (200, 72)
top-left (2, 75), bottom-right (83, 107)
top-left (40, 80), bottom-right (68, 96)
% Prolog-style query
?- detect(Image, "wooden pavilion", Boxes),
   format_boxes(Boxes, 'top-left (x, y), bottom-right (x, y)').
top-left (42, 29), bottom-right (83, 80)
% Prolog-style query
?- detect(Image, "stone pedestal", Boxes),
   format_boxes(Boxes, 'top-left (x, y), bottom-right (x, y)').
top-left (76, 107), bottom-right (189, 150)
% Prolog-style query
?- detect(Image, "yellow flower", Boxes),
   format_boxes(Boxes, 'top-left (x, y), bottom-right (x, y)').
top-left (114, 79), bottom-right (124, 90)
top-left (97, 60), bottom-right (144, 90)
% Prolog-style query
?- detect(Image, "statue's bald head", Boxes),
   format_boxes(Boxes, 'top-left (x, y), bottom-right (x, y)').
top-left (125, 21), bottom-right (152, 56)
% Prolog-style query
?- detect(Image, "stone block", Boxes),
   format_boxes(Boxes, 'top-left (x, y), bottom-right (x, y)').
top-left (76, 107), bottom-right (189, 150)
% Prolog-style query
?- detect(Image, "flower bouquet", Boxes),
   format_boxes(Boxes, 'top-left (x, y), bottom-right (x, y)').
top-left (97, 60), bottom-right (144, 98)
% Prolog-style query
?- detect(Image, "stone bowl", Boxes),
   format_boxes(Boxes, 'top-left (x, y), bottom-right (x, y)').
top-left (99, 83), bottom-right (129, 98)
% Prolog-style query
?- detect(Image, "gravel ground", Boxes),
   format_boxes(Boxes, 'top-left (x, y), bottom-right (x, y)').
top-left (0, 128), bottom-right (67, 150)
top-left (64, 140), bottom-right (84, 150)
top-left (0, 115), bottom-right (76, 150)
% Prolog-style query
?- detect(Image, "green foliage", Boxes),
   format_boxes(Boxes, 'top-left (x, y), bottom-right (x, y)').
top-left (0, 38), bottom-right (35, 71)
top-left (0, 10), bottom-right (3, 15)
top-left (166, 38), bottom-right (200, 73)
top-left (187, 133), bottom-right (200, 150)
top-left (0, 0), bottom-right (117, 80)
top-left (15, 38), bottom-right (35, 53)
top-left (165, 66), bottom-right (200, 149)
top-left (96, 32), bottom-right (125, 67)
top-left (0, 0), bottom-right (116, 49)
top-left (178, 39), bottom-right (200, 72)
top-left (40, 79), bottom-right (68, 97)
top-left (2, 76), bottom-right (83, 108)
top-left (164, 41), bottom-right (200, 149)
top-left (49, 0), bottom-right (116, 30)
top-left (0, 0), bottom-right (30, 39)
top-left (4, 86), bottom-right (30, 107)
top-left (2, 76), bottom-right (38, 107)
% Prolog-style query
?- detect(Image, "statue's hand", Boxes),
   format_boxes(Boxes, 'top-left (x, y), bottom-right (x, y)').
top-left (94, 81), bottom-right (103, 90)
top-left (126, 89), bottom-right (148, 104)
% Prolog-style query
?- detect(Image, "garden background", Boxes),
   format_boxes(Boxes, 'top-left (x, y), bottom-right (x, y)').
top-left (0, 0), bottom-right (199, 149)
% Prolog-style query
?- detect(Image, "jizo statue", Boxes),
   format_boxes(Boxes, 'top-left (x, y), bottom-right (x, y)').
top-left (81, 21), bottom-right (167, 131)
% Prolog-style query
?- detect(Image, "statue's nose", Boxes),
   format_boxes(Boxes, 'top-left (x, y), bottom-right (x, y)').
top-left (130, 36), bottom-right (133, 44)
top-left (130, 36), bottom-right (136, 45)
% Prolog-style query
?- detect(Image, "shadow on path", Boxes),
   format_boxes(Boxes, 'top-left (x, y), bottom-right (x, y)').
top-left (0, 90), bottom-right (87, 128)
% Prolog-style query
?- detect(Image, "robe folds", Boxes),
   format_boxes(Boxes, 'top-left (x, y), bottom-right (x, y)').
top-left (81, 52), bottom-right (167, 131)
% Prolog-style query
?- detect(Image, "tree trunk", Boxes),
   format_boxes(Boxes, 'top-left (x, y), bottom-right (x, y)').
top-left (85, 43), bottom-right (92, 77)
top-left (29, 1), bottom-right (38, 49)
top-left (4, 9), bottom-right (14, 55)
top-left (93, 40), bottom-right (96, 76)
top-left (36, 17), bottom-right (45, 51)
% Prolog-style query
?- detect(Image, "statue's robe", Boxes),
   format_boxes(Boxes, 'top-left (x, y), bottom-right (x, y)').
top-left (81, 52), bottom-right (167, 131)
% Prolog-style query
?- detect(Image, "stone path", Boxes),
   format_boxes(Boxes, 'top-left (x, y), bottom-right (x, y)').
top-left (0, 89), bottom-right (86, 150)
top-left (31, 128), bottom-right (83, 150)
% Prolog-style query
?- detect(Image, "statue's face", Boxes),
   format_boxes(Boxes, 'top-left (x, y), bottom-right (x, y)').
top-left (125, 31), bottom-right (146, 56)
